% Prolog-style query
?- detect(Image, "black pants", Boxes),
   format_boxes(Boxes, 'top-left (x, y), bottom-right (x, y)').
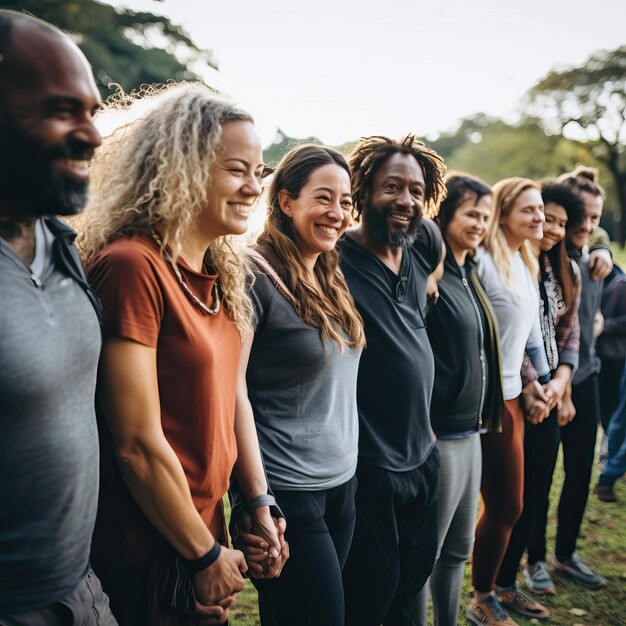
top-left (527, 374), bottom-right (600, 563)
top-left (343, 448), bottom-right (439, 626)
top-left (496, 409), bottom-right (560, 586)
top-left (252, 476), bottom-right (357, 626)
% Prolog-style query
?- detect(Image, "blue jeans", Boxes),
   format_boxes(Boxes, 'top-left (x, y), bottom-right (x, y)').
top-left (599, 360), bottom-right (626, 487)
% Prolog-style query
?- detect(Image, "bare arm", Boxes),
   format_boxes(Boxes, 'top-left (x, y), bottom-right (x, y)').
top-left (99, 338), bottom-right (246, 607)
top-left (232, 329), bottom-right (286, 573)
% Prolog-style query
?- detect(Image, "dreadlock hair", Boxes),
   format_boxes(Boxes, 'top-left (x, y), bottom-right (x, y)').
top-left (256, 143), bottom-right (365, 351)
top-left (484, 177), bottom-right (541, 292)
top-left (437, 171), bottom-right (492, 237)
top-left (558, 165), bottom-right (605, 200)
top-left (540, 180), bottom-right (585, 311)
top-left (349, 134), bottom-right (447, 221)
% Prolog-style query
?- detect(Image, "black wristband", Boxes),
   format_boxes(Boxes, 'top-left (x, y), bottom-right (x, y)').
top-left (183, 541), bottom-right (221, 573)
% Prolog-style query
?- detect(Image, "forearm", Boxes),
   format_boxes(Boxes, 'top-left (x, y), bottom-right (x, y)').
top-left (100, 338), bottom-right (214, 560)
top-left (114, 431), bottom-right (215, 559)
top-left (521, 352), bottom-right (539, 388)
top-left (232, 395), bottom-right (268, 500)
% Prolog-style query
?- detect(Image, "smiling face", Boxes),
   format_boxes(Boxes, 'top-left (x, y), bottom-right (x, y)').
top-left (279, 163), bottom-right (352, 264)
top-left (540, 202), bottom-right (568, 252)
top-left (567, 191), bottom-right (603, 250)
top-left (0, 24), bottom-right (102, 218)
top-left (198, 119), bottom-right (264, 239)
top-left (363, 152), bottom-right (426, 248)
top-left (500, 187), bottom-right (545, 248)
top-left (445, 193), bottom-right (492, 256)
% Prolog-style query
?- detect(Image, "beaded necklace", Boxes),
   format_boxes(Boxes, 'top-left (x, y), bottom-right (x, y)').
top-left (151, 230), bottom-right (221, 315)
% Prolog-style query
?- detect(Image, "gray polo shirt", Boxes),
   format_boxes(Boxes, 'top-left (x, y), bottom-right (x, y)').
top-left (0, 219), bottom-right (101, 611)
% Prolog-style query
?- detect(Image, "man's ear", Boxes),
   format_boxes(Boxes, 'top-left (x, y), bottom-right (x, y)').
top-left (278, 190), bottom-right (292, 218)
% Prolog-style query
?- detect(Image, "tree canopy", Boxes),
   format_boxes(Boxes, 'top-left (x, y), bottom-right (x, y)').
top-left (1, 0), bottom-right (216, 98)
top-left (523, 45), bottom-right (626, 244)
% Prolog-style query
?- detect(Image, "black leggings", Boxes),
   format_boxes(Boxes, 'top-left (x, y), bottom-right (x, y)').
top-left (252, 477), bottom-right (357, 626)
top-left (527, 374), bottom-right (600, 563)
top-left (496, 409), bottom-right (560, 586)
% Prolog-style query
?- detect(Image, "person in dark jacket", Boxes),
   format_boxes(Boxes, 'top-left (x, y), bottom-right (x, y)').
top-left (595, 266), bottom-right (626, 502)
top-left (597, 265), bottom-right (626, 432)
top-left (415, 173), bottom-right (504, 626)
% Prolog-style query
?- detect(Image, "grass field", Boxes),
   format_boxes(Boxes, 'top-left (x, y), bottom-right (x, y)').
top-left (228, 245), bottom-right (626, 625)
top-left (227, 440), bottom-right (626, 626)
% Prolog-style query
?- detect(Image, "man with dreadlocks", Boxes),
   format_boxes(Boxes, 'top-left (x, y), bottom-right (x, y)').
top-left (339, 135), bottom-right (447, 626)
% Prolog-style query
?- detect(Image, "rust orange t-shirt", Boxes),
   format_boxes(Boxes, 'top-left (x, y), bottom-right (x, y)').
top-left (88, 235), bottom-right (241, 565)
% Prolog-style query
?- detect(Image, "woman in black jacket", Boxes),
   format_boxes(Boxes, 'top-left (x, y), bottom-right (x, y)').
top-left (416, 173), bottom-right (503, 626)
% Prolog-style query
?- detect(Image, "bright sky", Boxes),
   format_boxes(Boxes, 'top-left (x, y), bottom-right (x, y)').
top-left (111, 0), bottom-right (626, 147)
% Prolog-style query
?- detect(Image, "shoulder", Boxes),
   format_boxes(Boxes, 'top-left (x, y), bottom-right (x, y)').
top-left (412, 218), bottom-right (442, 272)
top-left (87, 236), bottom-right (167, 301)
top-left (89, 236), bottom-right (161, 275)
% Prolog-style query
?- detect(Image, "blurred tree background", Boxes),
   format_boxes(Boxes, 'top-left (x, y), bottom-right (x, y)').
top-left (3, 1), bottom-right (625, 243)
top-left (0, 0), bottom-right (217, 97)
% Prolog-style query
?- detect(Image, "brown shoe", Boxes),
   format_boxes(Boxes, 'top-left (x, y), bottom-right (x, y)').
top-left (497, 584), bottom-right (550, 620)
top-left (466, 593), bottom-right (520, 625)
top-left (595, 483), bottom-right (617, 503)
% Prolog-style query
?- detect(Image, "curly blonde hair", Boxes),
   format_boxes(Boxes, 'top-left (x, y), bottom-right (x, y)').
top-left (76, 83), bottom-right (255, 334)
top-left (484, 177), bottom-right (540, 291)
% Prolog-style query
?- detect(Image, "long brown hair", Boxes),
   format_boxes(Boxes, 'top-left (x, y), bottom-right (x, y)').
top-left (256, 144), bottom-right (365, 350)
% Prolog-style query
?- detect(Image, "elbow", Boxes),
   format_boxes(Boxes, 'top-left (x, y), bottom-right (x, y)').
top-left (114, 436), bottom-right (159, 474)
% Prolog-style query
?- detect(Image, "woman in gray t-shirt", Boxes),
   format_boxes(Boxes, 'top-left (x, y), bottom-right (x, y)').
top-left (234, 144), bottom-right (364, 626)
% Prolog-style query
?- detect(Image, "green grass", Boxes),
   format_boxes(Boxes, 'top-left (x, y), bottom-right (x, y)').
top-left (227, 440), bottom-right (626, 625)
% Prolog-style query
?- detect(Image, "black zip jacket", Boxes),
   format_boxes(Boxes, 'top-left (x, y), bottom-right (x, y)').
top-left (427, 245), bottom-right (503, 435)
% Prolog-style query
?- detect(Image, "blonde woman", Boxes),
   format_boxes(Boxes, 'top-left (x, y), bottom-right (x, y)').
top-left (467, 178), bottom-right (552, 626)
top-left (235, 144), bottom-right (364, 626)
top-left (77, 84), bottom-right (282, 626)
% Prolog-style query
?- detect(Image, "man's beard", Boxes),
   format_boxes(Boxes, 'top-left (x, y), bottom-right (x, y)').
top-left (367, 204), bottom-right (422, 248)
top-left (0, 111), bottom-right (94, 218)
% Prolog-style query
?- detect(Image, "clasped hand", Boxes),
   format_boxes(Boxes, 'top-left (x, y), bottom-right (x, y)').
top-left (232, 507), bottom-right (289, 579)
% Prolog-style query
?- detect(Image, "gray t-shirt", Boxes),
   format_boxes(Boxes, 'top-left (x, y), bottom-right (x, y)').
top-left (0, 219), bottom-right (101, 611)
top-left (247, 271), bottom-right (361, 491)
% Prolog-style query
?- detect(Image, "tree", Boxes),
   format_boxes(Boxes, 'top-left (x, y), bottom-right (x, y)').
top-left (1, 0), bottom-right (217, 98)
top-left (523, 46), bottom-right (626, 245)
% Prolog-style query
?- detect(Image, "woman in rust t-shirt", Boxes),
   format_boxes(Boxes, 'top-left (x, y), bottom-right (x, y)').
top-left (77, 84), bottom-right (284, 625)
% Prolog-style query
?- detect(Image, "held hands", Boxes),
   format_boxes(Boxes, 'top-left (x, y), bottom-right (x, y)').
top-left (543, 377), bottom-right (567, 411)
top-left (232, 508), bottom-right (289, 579)
top-left (557, 382), bottom-right (576, 426)
top-left (192, 545), bottom-right (247, 623)
top-left (522, 380), bottom-right (550, 425)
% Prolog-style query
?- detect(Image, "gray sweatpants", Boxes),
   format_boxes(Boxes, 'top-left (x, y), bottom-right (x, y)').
top-left (415, 433), bottom-right (482, 626)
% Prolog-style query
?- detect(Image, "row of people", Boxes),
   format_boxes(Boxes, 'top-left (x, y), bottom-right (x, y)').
top-left (0, 11), bottom-right (617, 626)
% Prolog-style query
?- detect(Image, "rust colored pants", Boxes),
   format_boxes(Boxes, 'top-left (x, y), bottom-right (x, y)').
top-left (472, 398), bottom-right (524, 592)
